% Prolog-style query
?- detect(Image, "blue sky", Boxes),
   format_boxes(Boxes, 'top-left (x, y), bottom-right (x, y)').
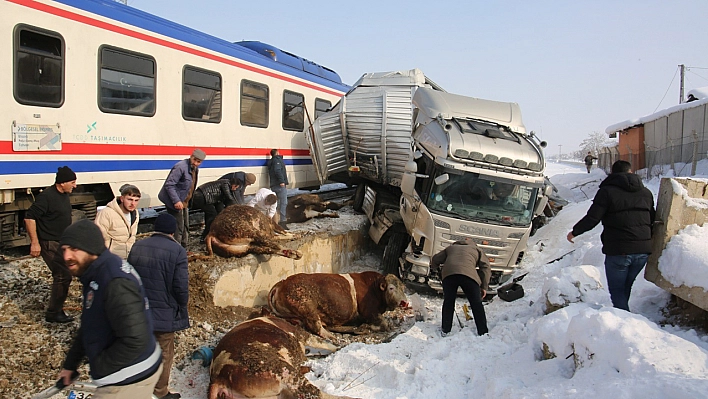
top-left (129, 0), bottom-right (708, 154)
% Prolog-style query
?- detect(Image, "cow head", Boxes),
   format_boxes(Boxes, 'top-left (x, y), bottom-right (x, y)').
top-left (381, 274), bottom-right (408, 310)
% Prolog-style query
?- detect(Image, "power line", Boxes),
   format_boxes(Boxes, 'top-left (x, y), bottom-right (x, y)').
top-left (687, 69), bottom-right (708, 83)
top-left (653, 65), bottom-right (679, 113)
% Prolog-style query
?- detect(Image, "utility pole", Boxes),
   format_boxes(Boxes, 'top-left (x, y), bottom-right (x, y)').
top-left (679, 64), bottom-right (685, 104)
top-left (558, 144), bottom-right (562, 161)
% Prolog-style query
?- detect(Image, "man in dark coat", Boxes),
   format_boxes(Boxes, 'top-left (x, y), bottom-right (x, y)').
top-left (191, 178), bottom-right (241, 241)
top-left (567, 160), bottom-right (655, 311)
top-left (128, 213), bottom-right (189, 399)
top-left (158, 149), bottom-right (206, 247)
top-left (219, 171), bottom-right (257, 205)
top-left (430, 238), bottom-right (491, 336)
top-left (267, 149), bottom-right (289, 230)
top-left (24, 166), bottom-right (77, 323)
top-left (58, 220), bottom-right (162, 396)
top-left (584, 152), bottom-right (598, 173)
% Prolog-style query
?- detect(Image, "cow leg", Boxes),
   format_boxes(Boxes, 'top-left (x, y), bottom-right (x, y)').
top-left (210, 237), bottom-right (254, 258)
top-left (249, 242), bottom-right (303, 260)
top-left (313, 212), bottom-right (339, 219)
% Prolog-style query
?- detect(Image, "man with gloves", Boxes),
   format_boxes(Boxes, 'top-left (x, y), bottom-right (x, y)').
top-left (57, 219), bottom-right (162, 397)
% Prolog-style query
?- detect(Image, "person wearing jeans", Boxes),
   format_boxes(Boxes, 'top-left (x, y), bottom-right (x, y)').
top-left (567, 160), bottom-right (655, 312)
top-left (604, 253), bottom-right (649, 311)
top-left (267, 149), bottom-right (289, 230)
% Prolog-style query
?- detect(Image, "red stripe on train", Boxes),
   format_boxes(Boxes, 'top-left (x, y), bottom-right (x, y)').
top-left (0, 141), bottom-right (310, 157)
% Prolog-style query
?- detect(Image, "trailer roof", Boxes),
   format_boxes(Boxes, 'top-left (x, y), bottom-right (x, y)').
top-left (413, 88), bottom-right (526, 135)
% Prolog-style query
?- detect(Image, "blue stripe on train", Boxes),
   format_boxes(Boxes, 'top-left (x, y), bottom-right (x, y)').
top-left (0, 158), bottom-right (312, 175)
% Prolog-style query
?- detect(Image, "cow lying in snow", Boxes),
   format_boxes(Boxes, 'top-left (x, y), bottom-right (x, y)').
top-left (205, 204), bottom-right (302, 259)
top-left (268, 271), bottom-right (408, 340)
top-left (209, 315), bottom-right (354, 399)
top-left (286, 193), bottom-right (351, 224)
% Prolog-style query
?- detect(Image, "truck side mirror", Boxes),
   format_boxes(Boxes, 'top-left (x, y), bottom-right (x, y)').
top-left (401, 172), bottom-right (416, 195)
top-left (405, 160), bottom-right (418, 173)
top-left (534, 196), bottom-right (548, 216)
top-left (434, 174), bottom-right (449, 185)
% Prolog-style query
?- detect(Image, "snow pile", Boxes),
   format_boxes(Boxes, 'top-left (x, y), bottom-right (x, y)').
top-left (659, 224), bottom-right (708, 289)
top-left (540, 265), bottom-right (609, 313)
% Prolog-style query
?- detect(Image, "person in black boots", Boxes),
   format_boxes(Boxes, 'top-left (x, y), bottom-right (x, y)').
top-left (430, 238), bottom-right (491, 336)
top-left (24, 166), bottom-right (77, 323)
top-left (57, 220), bottom-right (163, 397)
top-left (191, 177), bottom-right (240, 241)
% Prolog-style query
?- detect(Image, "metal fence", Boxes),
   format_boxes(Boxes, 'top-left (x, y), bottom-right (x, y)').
top-left (598, 134), bottom-right (708, 179)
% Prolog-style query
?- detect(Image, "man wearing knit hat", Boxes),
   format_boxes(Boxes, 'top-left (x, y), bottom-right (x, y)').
top-left (128, 213), bottom-right (188, 399)
top-left (218, 171), bottom-right (257, 205)
top-left (57, 220), bottom-right (163, 396)
top-left (158, 149), bottom-right (206, 248)
top-left (24, 165), bottom-right (77, 323)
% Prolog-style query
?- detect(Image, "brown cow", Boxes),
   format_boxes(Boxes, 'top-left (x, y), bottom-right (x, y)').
top-left (286, 194), bottom-right (351, 224)
top-left (205, 204), bottom-right (302, 259)
top-left (268, 271), bottom-right (408, 340)
top-left (209, 316), bottom-right (354, 399)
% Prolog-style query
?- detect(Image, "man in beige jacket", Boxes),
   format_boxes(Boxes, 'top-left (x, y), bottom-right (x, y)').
top-left (95, 184), bottom-right (141, 259)
top-left (430, 238), bottom-right (491, 336)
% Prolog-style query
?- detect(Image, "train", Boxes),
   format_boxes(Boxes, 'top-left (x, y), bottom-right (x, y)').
top-left (1, 0), bottom-right (349, 248)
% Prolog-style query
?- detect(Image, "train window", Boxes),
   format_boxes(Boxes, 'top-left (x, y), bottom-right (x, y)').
top-left (240, 80), bottom-right (269, 128)
top-left (283, 90), bottom-right (304, 131)
top-left (14, 25), bottom-right (64, 107)
top-left (314, 98), bottom-right (332, 119)
top-left (183, 66), bottom-right (221, 123)
top-left (99, 46), bottom-right (155, 116)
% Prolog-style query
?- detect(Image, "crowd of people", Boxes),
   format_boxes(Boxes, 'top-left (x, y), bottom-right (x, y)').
top-left (25, 147), bottom-right (290, 399)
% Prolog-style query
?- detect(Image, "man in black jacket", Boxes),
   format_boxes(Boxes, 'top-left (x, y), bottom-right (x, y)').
top-left (191, 178), bottom-right (240, 241)
top-left (267, 148), bottom-right (289, 229)
top-left (24, 166), bottom-right (77, 323)
top-left (567, 160), bottom-right (655, 311)
top-left (128, 214), bottom-right (189, 399)
top-left (219, 171), bottom-right (257, 205)
top-left (58, 220), bottom-right (162, 397)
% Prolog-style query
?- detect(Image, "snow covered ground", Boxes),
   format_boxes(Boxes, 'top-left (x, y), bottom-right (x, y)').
top-left (172, 161), bottom-right (708, 398)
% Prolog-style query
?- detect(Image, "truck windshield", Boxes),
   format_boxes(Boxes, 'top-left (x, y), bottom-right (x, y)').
top-left (426, 171), bottom-right (538, 226)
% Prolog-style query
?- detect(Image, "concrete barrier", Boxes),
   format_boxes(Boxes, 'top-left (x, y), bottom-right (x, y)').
top-left (202, 225), bottom-right (370, 308)
top-left (645, 177), bottom-right (708, 310)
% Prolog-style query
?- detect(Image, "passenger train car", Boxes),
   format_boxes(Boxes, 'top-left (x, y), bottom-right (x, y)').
top-left (0, 0), bottom-right (349, 247)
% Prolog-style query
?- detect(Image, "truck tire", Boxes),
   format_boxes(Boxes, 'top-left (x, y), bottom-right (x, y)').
top-left (352, 183), bottom-right (366, 212)
top-left (382, 231), bottom-right (407, 276)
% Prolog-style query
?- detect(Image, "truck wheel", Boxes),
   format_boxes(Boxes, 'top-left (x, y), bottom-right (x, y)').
top-left (382, 232), bottom-right (407, 276)
top-left (352, 184), bottom-right (366, 212)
